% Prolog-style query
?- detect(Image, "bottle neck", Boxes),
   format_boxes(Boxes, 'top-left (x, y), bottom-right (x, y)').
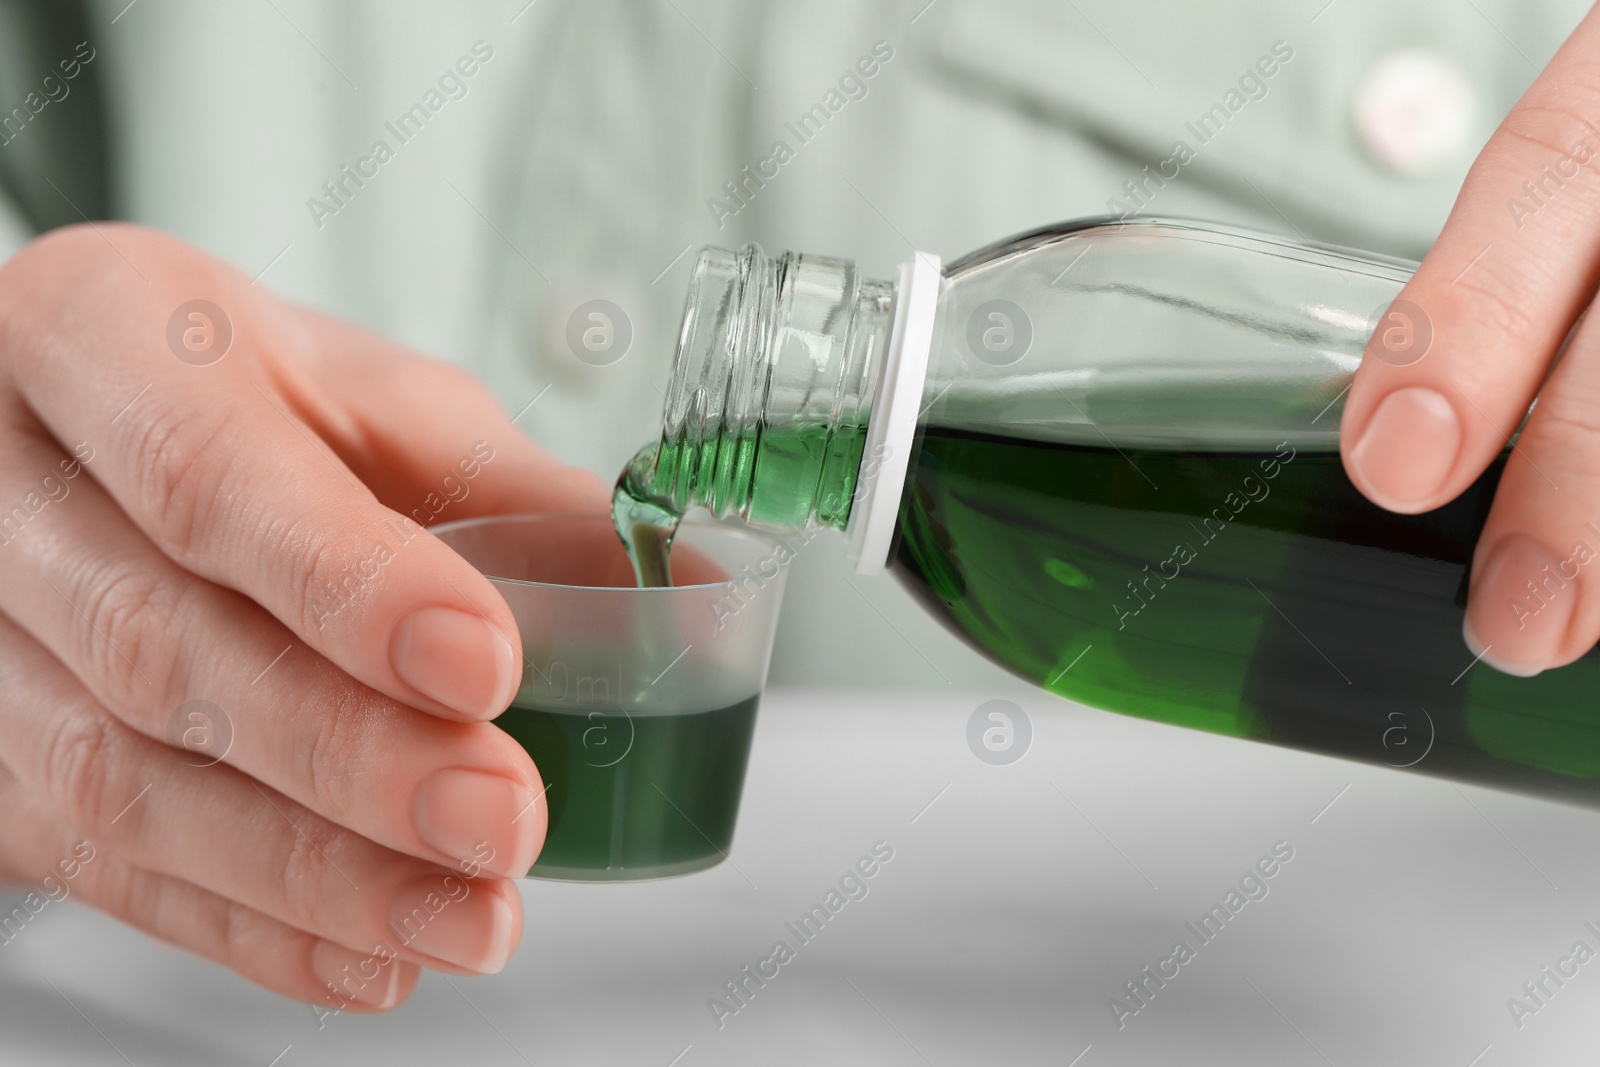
top-left (641, 244), bottom-right (896, 531)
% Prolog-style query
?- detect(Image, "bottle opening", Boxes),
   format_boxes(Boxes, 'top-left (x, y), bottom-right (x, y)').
top-left (631, 244), bottom-right (897, 533)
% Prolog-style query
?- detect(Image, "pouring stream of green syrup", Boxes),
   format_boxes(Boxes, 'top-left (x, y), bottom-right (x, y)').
top-left (612, 445), bottom-right (679, 589)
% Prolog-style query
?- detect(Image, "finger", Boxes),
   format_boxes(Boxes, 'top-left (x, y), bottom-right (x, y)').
top-left (1341, 8), bottom-right (1600, 513)
top-left (0, 766), bottom-right (422, 1012)
top-left (0, 613), bottom-right (524, 976)
top-left (0, 414), bottom-right (545, 878)
top-left (284, 305), bottom-right (611, 521)
top-left (278, 312), bottom-right (748, 585)
top-left (285, 309), bottom-right (735, 584)
top-left (2, 225), bottom-right (520, 722)
top-left (1462, 306), bottom-right (1600, 674)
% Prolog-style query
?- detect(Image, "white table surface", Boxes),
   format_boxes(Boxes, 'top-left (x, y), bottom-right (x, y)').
top-left (2, 687), bottom-right (1597, 1065)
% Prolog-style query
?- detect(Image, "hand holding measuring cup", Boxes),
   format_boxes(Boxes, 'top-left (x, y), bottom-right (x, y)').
top-left (0, 224), bottom-right (608, 1009)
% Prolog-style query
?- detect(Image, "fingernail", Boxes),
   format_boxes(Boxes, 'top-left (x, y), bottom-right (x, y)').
top-left (310, 940), bottom-right (404, 1010)
top-left (413, 768), bottom-right (543, 879)
top-left (390, 606), bottom-right (518, 718)
top-left (1348, 387), bottom-right (1462, 511)
top-left (388, 875), bottom-right (518, 974)
top-left (1463, 535), bottom-right (1577, 677)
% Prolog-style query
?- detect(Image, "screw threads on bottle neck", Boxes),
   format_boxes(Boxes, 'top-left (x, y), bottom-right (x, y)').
top-left (648, 243), bottom-right (894, 531)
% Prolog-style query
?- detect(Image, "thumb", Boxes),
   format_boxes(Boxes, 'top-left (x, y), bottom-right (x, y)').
top-left (281, 305), bottom-right (612, 523)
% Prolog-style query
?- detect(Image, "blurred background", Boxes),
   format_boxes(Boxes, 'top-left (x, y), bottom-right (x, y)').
top-left (3, 2), bottom-right (1598, 1063)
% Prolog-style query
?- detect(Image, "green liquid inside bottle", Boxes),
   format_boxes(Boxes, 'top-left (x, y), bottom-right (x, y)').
top-left (615, 422), bottom-right (1600, 805)
top-left (615, 223), bottom-right (1600, 807)
top-left (894, 426), bottom-right (1600, 799)
top-left (613, 420), bottom-right (865, 588)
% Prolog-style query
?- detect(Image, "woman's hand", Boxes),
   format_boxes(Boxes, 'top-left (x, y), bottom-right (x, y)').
top-left (1341, 11), bottom-right (1600, 677)
top-left (0, 224), bottom-right (607, 1011)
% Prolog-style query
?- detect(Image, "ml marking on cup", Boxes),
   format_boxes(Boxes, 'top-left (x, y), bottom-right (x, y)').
top-left (166, 699), bottom-right (234, 768)
top-left (566, 299), bottom-right (633, 366)
top-left (967, 699), bottom-right (1032, 765)
top-left (166, 300), bottom-right (233, 366)
top-left (965, 299), bottom-right (1032, 367)
top-left (1367, 298), bottom-right (1432, 367)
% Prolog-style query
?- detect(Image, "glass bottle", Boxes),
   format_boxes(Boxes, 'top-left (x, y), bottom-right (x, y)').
top-left (615, 216), bottom-right (1600, 806)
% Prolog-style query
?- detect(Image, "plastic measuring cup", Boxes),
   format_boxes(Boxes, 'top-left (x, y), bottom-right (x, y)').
top-left (432, 514), bottom-right (787, 881)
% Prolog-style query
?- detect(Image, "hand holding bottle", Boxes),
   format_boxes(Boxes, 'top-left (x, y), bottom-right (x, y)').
top-left (1341, 11), bottom-right (1600, 677)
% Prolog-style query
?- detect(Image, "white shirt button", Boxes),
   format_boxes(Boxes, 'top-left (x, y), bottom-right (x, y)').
top-left (1353, 49), bottom-right (1478, 177)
